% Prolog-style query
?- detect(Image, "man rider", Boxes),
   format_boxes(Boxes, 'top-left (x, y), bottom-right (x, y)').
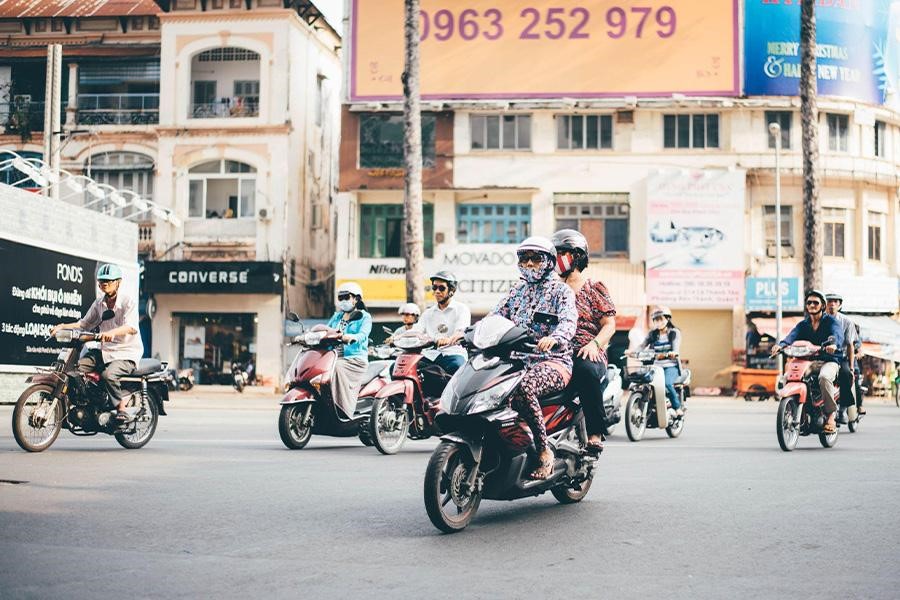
top-left (51, 264), bottom-right (143, 422)
top-left (825, 292), bottom-right (862, 421)
top-left (771, 289), bottom-right (844, 433)
top-left (416, 271), bottom-right (471, 375)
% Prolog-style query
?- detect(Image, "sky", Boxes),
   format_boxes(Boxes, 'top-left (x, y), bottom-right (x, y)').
top-left (315, 0), bottom-right (343, 30)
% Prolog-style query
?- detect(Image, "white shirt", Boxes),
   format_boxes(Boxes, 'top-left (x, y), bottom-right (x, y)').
top-left (78, 292), bottom-right (144, 364)
top-left (832, 311), bottom-right (858, 349)
top-left (416, 298), bottom-right (471, 358)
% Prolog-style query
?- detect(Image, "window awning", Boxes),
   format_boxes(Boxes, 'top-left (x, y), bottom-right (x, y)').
top-left (751, 316), bottom-right (804, 340)
top-left (859, 342), bottom-right (900, 363)
top-left (845, 314), bottom-right (900, 347)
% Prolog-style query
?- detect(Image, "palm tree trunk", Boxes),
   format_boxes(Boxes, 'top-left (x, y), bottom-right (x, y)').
top-left (800, 0), bottom-right (822, 290)
top-left (402, 0), bottom-right (425, 307)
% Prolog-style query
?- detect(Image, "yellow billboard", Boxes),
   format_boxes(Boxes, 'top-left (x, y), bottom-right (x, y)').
top-left (350, 0), bottom-right (739, 100)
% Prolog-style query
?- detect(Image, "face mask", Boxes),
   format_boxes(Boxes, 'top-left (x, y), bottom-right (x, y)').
top-left (518, 257), bottom-right (552, 283)
top-left (337, 299), bottom-right (354, 312)
top-left (555, 254), bottom-right (574, 276)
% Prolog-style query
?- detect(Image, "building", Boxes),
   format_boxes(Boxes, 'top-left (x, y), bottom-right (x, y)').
top-left (0, 0), bottom-right (341, 386)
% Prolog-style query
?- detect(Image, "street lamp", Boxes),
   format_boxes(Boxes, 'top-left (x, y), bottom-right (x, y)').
top-left (768, 121), bottom-right (784, 375)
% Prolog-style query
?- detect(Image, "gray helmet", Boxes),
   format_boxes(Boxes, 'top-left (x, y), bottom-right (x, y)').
top-left (824, 291), bottom-right (843, 303)
top-left (551, 229), bottom-right (589, 272)
top-left (650, 305), bottom-right (672, 320)
top-left (430, 270), bottom-right (458, 292)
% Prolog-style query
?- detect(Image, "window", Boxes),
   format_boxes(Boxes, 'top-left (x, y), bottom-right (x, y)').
top-left (763, 205), bottom-right (793, 257)
top-left (765, 111), bottom-right (792, 149)
top-left (190, 48), bottom-right (260, 118)
top-left (470, 114), bottom-right (531, 150)
top-left (197, 47), bottom-right (258, 62)
top-left (359, 204), bottom-right (434, 258)
top-left (554, 201), bottom-right (629, 258)
top-left (457, 204), bottom-right (530, 243)
top-left (827, 113), bottom-right (848, 152)
top-left (315, 74), bottom-right (325, 127)
top-left (875, 120), bottom-right (886, 158)
top-left (359, 113), bottom-right (436, 168)
top-left (1, 151), bottom-right (42, 187)
top-left (187, 159), bottom-right (257, 219)
top-left (556, 115), bottom-right (613, 150)
top-left (664, 114), bottom-right (719, 148)
top-left (822, 208), bottom-right (845, 258)
top-left (233, 80), bottom-right (259, 108)
top-left (88, 152), bottom-right (154, 200)
top-left (867, 212), bottom-right (884, 261)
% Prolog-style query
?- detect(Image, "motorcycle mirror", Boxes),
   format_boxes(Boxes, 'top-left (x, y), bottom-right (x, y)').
top-left (382, 326), bottom-right (393, 335)
top-left (287, 312), bottom-right (301, 322)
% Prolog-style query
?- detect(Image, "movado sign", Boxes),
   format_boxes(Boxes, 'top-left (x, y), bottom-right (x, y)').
top-left (146, 262), bottom-right (283, 294)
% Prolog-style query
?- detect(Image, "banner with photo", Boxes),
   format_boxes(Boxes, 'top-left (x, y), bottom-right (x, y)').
top-left (645, 169), bottom-right (745, 308)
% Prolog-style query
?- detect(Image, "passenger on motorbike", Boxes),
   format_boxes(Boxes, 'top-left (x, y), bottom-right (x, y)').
top-left (386, 303), bottom-right (420, 345)
top-left (492, 236), bottom-right (577, 480)
top-left (640, 306), bottom-right (684, 417)
top-left (825, 291), bottom-right (861, 421)
top-left (326, 282), bottom-right (373, 418)
top-left (50, 264), bottom-right (143, 423)
top-left (771, 289), bottom-right (844, 433)
top-left (416, 271), bottom-right (471, 375)
top-left (552, 229), bottom-right (617, 452)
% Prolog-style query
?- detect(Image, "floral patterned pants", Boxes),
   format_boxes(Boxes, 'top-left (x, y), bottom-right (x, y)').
top-left (509, 362), bottom-right (567, 452)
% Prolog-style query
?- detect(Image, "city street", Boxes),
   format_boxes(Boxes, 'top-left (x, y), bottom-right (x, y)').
top-left (1, 393), bottom-right (899, 599)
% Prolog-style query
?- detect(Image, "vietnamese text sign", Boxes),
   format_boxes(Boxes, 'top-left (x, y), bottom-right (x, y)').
top-left (645, 169), bottom-right (745, 308)
top-left (351, 0), bottom-right (739, 100)
top-left (745, 277), bottom-right (802, 312)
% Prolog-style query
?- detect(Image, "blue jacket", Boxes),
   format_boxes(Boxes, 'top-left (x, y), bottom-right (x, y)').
top-left (327, 310), bottom-right (372, 359)
top-left (779, 314), bottom-right (844, 363)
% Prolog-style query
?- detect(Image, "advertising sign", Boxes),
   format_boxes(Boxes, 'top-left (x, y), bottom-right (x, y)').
top-left (146, 262), bottom-right (283, 295)
top-left (0, 239), bottom-right (97, 366)
top-left (824, 274), bottom-right (899, 313)
top-left (745, 0), bottom-right (897, 105)
top-left (745, 277), bottom-right (802, 312)
top-left (645, 169), bottom-right (745, 308)
top-left (351, 0), bottom-right (739, 101)
top-left (183, 326), bottom-right (206, 359)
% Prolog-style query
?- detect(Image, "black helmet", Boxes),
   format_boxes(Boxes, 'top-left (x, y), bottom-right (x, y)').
top-left (824, 291), bottom-right (843, 303)
top-left (551, 229), bottom-right (589, 273)
top-left (805, 289), bottom-right (827, 307)
top-left (430, 270), bottom-right (458, 292)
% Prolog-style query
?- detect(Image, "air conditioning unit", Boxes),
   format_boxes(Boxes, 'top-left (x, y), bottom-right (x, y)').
top-left (12, 94), bottom-right (31, 105)
top-left (766, 243), bottom-right (794, 258)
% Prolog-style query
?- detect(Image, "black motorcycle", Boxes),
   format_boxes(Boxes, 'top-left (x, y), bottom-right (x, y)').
top-left (423, 315), bottom-right (599, 533)
top-left (12, 329), bottom-right (169, 452)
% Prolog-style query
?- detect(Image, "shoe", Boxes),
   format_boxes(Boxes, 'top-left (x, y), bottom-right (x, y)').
top-left (836, 410), bottom-right (848, 424)
top-left (585, 439), bottom-right (604, 455)
top-left (675, 408), bottom-right (684, 417)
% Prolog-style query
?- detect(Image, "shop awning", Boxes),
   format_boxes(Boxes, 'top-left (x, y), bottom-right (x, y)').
top-left (845, 314), bottom-right (900, 347)
top-left (860, 342), bottom-right (900, 362)
top-left (751, 316), bottom-right (804, 340)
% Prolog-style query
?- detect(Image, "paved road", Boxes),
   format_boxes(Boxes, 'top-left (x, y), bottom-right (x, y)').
top-left (1, 394), bottom-right (899, 599)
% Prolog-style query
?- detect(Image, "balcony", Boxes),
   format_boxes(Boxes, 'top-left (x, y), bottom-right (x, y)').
top-left (190, 100), bottom-right (258, 119)
top-left (76, 93), bottom-right (159, 126)
top-left (138, 221), bottom-right (155, 255)
top-left (0, 101), bottom-right (53, 135)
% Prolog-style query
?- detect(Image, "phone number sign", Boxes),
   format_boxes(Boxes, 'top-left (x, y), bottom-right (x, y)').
top-left (351, 0), bottom-right (739, 100)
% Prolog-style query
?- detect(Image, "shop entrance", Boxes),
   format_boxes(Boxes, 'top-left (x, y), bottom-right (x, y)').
top-left (176, 313), bottom-right (256, 385)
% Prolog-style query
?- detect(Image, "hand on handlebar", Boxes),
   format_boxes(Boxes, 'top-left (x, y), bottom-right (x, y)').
top-left (341, 335), bottom-right (354, 344)
top-left (824, 344), bottom-right (837, 355)
top-left (770, 345), bottom-right (782, 357)
top-left (536, 337), bottom-right (557, 352)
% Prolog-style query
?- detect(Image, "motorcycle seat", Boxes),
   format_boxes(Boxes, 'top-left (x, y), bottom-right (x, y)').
top-left (133, 358), bottom-right (162, 376)
top-left (363, 361), bottom-right (388, 383)
top-left (539, 386), bottom-right (576, 408)
top-left (674, 370), bottom-right (691, 385)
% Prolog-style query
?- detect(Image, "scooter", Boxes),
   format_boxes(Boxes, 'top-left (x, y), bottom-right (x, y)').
top-left (231, 361), bottom-right (249, 393)
top-left (775, 340), bottom-right (841, 451)
top-left (423, 315), bottom-right (600, 533)
top-left (623, 349), bottom-right (691, 441)
top-left (278, 322), bottom-right (393, 449)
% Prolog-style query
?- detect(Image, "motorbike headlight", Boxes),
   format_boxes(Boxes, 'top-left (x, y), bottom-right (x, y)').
top-left (55, 330), bottom-right (74, 343)
top-left (466, 377), bottom-right (520, 415)
top-left (304, 331), bottom-right (326, 346)
top-left (394, 335), bottom-right (425, 350)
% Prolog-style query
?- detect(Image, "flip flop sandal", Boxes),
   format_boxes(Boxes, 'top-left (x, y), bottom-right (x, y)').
top-left (529, 451), bottom-right (554, 480)
top-left (585, 441), bottom-right (604, 455)
top-left (822, 423), bottom-right (837, 434)
top-left (115, 410), bottom-right (129, 421)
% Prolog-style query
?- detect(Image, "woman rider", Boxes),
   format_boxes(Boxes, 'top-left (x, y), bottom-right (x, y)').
top-left (552, 229), bottom-right (617, 453)
top-left (326, 282), bottom-right (373, 418)
top-left (641, 306), bottom-right (684, 417)
top-left (492, 236), bottom-right (577, 480)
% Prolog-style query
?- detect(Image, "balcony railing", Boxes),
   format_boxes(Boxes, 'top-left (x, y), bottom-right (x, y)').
top-left (76, 93), bottom-right (159, 125)
top-left (0, 101), bottom-right (56, 134)
top-left (191, 100), bottom-right (259, 119)
top-left (138, 220), bottom-right (155, 254)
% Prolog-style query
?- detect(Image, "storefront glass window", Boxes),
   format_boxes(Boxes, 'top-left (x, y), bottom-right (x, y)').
top-left (359, 203), bottom-right (434, 258)
top-left (176, 312), bottom-right (256, 385)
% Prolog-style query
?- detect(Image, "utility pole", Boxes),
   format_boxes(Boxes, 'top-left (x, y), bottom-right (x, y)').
top-left (402, 0), bottom-right (425, 307)
top-left (43, 43), bottom-right (62, 201)
top-left (800, 0), bottom-right (821, 291)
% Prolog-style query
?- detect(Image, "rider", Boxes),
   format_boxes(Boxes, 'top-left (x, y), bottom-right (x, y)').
top-left (416, 271), bottom-right (471, 375)
top-left (641, 306), bottom-right (684, 417)
top-left (552, 229), bottom-right (617, 452)
top-left (492, 236), bottom-right (577, 480)
top-left (385, 303), bottom-right (420, 345)
top-left (771, 289), bottom-right (843, 433)
top-left (50, 264), bottom-right (143, 422)
top-left (825, 291), bottom-right (860, 421)
top-left (326, 282), bottom-right (373, 418)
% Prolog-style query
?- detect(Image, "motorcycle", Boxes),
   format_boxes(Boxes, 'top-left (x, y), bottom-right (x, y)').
top-left (231, 361), bottom-right (249, 392)
top-left (366, 329), bottom-right (452, 455)
top-left (623, 349), bottom-right (691, 442)
top-left (166, 367), bottom-right (195, 392)
top-left (278, 323), bottom-right (393, 449)
top-left (12, 329), bottom-right (169, 452)
top-left (423, 315), bottom-right (600, 533)
top-left (599, 363), bottom-right (623, 436)
top-left (775, 340), bottom-right (840, 451)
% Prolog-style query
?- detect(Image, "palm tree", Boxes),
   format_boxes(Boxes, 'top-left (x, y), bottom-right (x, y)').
top-left (800, 0), bottom-right (822, 290)
top-left (402, 0), bottom-right (425, 307)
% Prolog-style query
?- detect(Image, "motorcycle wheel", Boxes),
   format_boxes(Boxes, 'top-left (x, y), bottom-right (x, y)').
top-left (424, 441), bottom-right (482, 533)
top-left (12, 384), bottom-right (64, 452)
top-left (776, 396), bottom-right (800, 452)
top-left (551, 472), bottom-right (594, 504)
top-left (115, 391), bottom-right (160, 449)
top-left (234, 380), bottom-right (245, 393)
top-left (624, 392), bottom-right (647, 442)
top-left (279, 404), bottom-right (313, 449)
top-left (665, 414), bottom-right (685, 438)
top-left (178, 378), bottom-right (193, 391)
top-left (819, 428), bottom-right (838, 448)
top-left (357, 424), bottom-right (375, 447)
top-left (368, 395), bottom-right (409, 455)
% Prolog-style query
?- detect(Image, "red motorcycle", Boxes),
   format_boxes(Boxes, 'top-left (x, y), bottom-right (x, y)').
top-left (366, 329), bottom-right (452, 455)
top-left (775, 340), bottom-right (840, 451)
top-left (278, 322), bottom-right (392, 450)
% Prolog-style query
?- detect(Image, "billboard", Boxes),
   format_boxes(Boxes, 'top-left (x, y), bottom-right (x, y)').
top-left (745, 277), bottom-right (802, 312)
top-left (645, 169), bottom-right (745, 308)
top-left (351, 0), bottom-right (739, 101)
top-left (745, 0), bottom-right (898, 105)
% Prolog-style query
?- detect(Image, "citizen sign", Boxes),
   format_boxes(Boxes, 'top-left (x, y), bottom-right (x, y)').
top-left (168, 270), bottom-right (249, 285)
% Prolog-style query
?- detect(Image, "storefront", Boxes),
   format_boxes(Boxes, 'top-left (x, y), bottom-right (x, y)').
top-left (145, 261), bottom-right (283, 387)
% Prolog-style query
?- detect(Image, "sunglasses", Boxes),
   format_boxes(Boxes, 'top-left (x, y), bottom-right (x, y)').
top-left (98, 280), bottom-right (117, 288)
top-left (432, 285), bottom-right (448, 292)
top-left (517, 253), bottom-right (543, 265)
top-left (805, 300), bottom-right (821, 306)
top-left (337, 293), bottom-right (352, 301)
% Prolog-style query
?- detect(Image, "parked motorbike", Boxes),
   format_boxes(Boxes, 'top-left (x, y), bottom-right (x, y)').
top-left (366, 329), bottom-right (452, 455)
top-left (166, 367), bottom-right (195, 392)
top-left (278, 323), bottom-right (392, 449)
top-left (776, 340), bottom-right (841, 450)
top-left (12, 330), bottom-right (169, 452)
top-left (231, 361), bottom-right (249, 392)
top-left (623, 349), bottom-right (691, 442)
top-left (423, 315), bottom-right (600, 533)
top-left (599, 363), bottom-right (623, 436)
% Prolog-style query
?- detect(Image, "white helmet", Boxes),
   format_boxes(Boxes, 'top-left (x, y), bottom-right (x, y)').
top-left (337, 281), bottom-right (363, 298)
top-left (398, 302), bottom-right (420, 316)
top-left (517, 236), bottom-right (557, 259)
